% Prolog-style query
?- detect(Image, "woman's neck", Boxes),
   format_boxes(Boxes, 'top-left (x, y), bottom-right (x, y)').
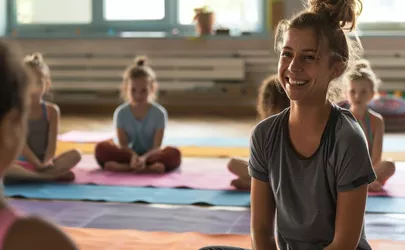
top-left (289, 99), bottom-right (331, 130)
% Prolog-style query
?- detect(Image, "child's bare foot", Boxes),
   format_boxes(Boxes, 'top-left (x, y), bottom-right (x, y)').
top-left (147, 162), bottom-right (165, 174)
top-left (56, 171), bottom-right (75, 182)
top-left (231, 178), bottom-right (251, 190)
top-left (369, 181), bottom-right (384, 192)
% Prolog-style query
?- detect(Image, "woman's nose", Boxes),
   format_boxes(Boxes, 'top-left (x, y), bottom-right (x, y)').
top-left (288, 57), bottom-right (303, 72)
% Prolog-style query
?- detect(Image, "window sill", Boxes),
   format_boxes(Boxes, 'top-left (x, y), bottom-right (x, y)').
top-left (8, 30), bottom-right (270, 40)
top-left (354, 30), bottom-right (405, 38)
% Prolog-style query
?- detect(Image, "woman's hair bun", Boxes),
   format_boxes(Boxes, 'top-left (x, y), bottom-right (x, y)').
top-left (307, 0), bottom-right (363, 31)
top-left (134, 56), bottom-right (148, 67)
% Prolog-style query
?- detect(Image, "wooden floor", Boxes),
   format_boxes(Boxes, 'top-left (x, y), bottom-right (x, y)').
top-left (60, 115), bottom-right (258, 138)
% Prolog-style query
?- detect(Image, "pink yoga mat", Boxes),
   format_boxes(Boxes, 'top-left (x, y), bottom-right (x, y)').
top-left (58, 131), bottom-right (113, 143)
top-left (72, 155), bottom-right (238, 190)
top-left (368, 162), bottom-right (405, 197)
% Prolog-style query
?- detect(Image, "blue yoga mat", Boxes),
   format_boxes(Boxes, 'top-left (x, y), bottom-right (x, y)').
top-left (5, 183), bottom-right (251, 207)
top-left (164, 134), bottom-right (405, 152)
top-left (366, 197), bottom-right (405, 213)
top-left (5, 183), bottom-right (405, 213)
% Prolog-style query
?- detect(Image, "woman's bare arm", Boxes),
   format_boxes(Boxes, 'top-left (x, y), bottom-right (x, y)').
top-left (324, 185), bottom-right (368, 250)
top-left (250, 178), bottom-right (277, 250)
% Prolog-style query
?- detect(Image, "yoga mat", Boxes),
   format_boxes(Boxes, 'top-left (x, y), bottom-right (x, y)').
top-left (5, 182), bottom-right (405, 212)
top-left (369, 163), bottom-right (405, 198)
top-left (63, 227), bottom-right (405, 250)
top-left (58, 131), bottom-right (113, 143)
top-left (56, 141), bottom-right (249, 158)
top-left (72, 155), bottom-right (405, 194)
top-left (72, 155), bottom-right (237, 190)
top-left (9, 199), bottom-right (405, 241)
top-left (56, 133), bottom-right (405, 160)
top-left (4, 183), bottom-right (251, 207)
top-left (58, 130), bottom-right (405, 151)
top-left (366, 213), bottom-right (405, 241)
top-left (9, 200), bottom-right (250, 234)
top-left (366, 197), bottom-right (405, 214)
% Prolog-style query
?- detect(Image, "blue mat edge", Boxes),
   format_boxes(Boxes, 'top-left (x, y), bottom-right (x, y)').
top-left (5, 183), bottom-right (405, 213)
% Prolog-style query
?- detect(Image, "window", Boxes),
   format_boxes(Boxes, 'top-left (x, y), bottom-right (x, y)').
top-left (358, 0), bottom-right (405, 23)
top-left (103, 0), bottom-right (165, 21)
top-left (10, 0), bottom-right (266, 35)
top-left (16, 0), bottom-right (92, 24)
top-left (178, 0), bottom-right (262, 32)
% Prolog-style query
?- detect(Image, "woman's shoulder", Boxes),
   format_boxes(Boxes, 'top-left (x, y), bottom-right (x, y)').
top-left (4, 216), bottom-right (77, 250)
top-left (334, 107), bottom-right (369, 146)
top-left (252, 108), bottom-right (289, 141)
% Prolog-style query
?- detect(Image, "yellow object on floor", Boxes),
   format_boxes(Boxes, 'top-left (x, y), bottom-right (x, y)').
top-left (56, 141), bottom-right (250, 158)
top-left (56, 141), bottom-right (404, 160)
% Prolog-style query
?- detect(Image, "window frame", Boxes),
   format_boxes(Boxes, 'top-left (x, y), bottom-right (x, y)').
top-left (358, 22), bottom-right (405, 33)
top-left (7, 0), bottom-right (269, 37)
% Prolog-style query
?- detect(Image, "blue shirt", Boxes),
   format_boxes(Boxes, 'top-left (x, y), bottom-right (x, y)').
top-left (113, 102), bottom-right (168, 155)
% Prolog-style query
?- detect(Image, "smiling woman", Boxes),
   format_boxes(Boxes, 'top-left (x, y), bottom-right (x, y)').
top-left (200, 1), bottom-right (377, 250)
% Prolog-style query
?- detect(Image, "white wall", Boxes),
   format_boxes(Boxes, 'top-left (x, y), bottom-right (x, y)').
top-left (0, 0), bottom-right (6, 36)
top-left (285, 0), bottom-right (305, 17)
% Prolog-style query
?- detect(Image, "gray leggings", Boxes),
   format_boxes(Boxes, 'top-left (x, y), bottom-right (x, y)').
top-left (199, 247), bottom-right (250, 250)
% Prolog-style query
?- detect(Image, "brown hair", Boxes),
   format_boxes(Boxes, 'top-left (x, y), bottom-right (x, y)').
top-left (348, 59), bottom-right (380, 93)
top-left (121, 56), bottom-right (158, 101)
top-left (257, 74), bottom-right (290, 120)
top-left (274, 0), bottom-right (364, 102)
top-left (0, 40), bottom-right (30, 123)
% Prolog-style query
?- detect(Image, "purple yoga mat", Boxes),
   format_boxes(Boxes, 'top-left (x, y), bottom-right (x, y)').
top-left (9, 199), bottom-right (250, 234)
top-left (9, 199), bottom-right (405, 241)
top-left (72, 155), bottom-right (238, 190)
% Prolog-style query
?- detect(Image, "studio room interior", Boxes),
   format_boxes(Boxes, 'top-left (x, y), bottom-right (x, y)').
top-left (1, 0), bottom-right (405, 249)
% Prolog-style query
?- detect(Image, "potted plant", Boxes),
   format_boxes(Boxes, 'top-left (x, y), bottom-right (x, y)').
top-left (193, 5), bottom-right (215, 36)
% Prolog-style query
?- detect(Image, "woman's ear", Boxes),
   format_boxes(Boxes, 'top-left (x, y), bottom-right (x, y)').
top-left (332, 61), bottom-right (345, 79)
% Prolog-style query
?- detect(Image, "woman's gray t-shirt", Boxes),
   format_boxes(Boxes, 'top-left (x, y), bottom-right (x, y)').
top-left (248, 105), bottom-right (376, 250)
